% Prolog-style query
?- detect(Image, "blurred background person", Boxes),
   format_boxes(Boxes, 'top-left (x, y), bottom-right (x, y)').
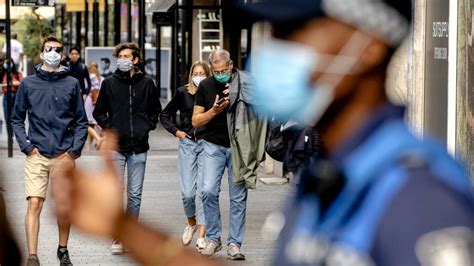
top-left (84, 61), bottom-right (105, 151)
top-left (68, 47), bottom-right (91, 99)
top-left (1, 59), bottom-right (23, 138)
top-left (2, 33), bottom-right (24, 73)
top-left (160, 60), bottom-right (211, 251)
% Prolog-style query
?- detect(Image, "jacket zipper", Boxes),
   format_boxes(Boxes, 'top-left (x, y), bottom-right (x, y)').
top-left (129, 85), bottom-right (134, 150)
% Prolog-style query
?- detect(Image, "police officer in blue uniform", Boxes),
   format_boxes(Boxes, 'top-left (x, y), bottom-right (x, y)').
top-left (242, 0), bottom-right (474, 265)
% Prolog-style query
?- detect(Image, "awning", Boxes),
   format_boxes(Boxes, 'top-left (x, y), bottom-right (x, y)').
top-left (146, 0), bottom-right (175, 15)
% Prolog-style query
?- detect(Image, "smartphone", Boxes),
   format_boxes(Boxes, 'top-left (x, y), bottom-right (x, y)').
top-left (216, 97), bottom-right (227, 105)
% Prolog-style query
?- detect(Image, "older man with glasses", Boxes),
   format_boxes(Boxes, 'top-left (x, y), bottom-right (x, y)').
top-left (192, 50), bottom-right (248, 260)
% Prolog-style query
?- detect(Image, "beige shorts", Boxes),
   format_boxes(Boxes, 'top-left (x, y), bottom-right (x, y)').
top-left (24, 153), bottom-right (75, 200)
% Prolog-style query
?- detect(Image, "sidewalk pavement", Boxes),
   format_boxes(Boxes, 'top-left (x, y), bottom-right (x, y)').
top-left (0, 120), bottom-right (291, 265)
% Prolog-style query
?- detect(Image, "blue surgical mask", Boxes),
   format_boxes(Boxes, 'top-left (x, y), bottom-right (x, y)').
top-left (214, 71), bottom-right (231, 84)
top-left (117, 58), bottom-right (134, 72)
top-left (251, 34), bottom-right (370, 125)
top-left (3, 63), bottom-right (7, 69)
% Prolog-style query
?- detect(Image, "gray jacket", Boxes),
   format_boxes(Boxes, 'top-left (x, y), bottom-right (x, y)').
top-left (227, 69), bottom-right (267, 189)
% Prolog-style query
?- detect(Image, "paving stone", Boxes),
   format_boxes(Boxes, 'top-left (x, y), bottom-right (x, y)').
top-left (0, 113), bottom-right (291, 265)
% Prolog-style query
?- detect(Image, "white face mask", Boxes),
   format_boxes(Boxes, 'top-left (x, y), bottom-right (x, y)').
top-left (251, 31), bottom-right (372, 126)
top-left (192, 76), bottom-right (206, 87)
top-left (43, 51), bottom-right (61, 67)
top-left (117, 58), bottom-right (134, 72)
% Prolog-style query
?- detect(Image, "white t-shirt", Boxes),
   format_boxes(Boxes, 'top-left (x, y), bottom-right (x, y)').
top-left (2, 39), bottom-right (24, 65)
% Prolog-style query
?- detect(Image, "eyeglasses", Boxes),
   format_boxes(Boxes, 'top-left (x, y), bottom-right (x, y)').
top-left (44, 46), bottom-right (63, 53)
top-left (213, 68), bottom-right (229, 75)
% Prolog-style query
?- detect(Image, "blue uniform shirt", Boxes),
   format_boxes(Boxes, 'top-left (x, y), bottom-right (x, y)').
top-left (272, 105), bottom-right (474, 266)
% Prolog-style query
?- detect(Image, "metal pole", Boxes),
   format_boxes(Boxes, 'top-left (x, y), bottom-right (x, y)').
top-left (114, 0), bottom-right (120, 45)
top-left (138, 0), bottom-right (145, 56)
top-left (156, 25), bottom-right (161, 98)
top-left (5, 0), bottom-right (12, 158)
top-left (93, 0), bottom-right (100, 46)
top-left (127, 0), bottom-right (132, 42)
top-left (85, 0), bottom-right (89, 47)
top-left (185, 0), bottom-right (192, 71)
top-left (75, 11), bottom-right (82, 47)
top-left (104, 0), bottom-right (109, 46)
top-left (61, 5), bottom-right (65, 39)
top-left (172, 6), bottom-right (178, 95)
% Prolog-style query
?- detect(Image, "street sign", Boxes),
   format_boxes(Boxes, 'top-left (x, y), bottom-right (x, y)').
top-left (424, 0), bottom-right (449, 143)
top-left (12, 0), bottom-right (55, 6)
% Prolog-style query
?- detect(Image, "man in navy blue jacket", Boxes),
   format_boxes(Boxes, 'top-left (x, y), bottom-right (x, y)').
top-left (11, 35), bottom-right (88, 266)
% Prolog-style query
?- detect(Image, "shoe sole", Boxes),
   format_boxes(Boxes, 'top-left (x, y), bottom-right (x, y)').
top-left (227, 254), bottom-right (246, 261)
top-left (111, 249), bottom-right (124, 255)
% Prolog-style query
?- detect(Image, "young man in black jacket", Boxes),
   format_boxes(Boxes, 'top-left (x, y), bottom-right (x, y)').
top-left (11, 35), bottom-right (88, 266)
top-left (93, 42), bottom-right (162, 255)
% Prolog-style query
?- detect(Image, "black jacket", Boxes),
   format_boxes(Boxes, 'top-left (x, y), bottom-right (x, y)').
top-left (160, 86), bottom-right (203, 140)
top-left (11, 64), bottom-right (88, 158)
top-left (68, 61), bottom-right (92, 96)
top-left (93, 69), bottom-right (162, 153)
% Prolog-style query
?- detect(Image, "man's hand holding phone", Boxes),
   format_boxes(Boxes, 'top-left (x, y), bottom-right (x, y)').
top-left (212, 95), bottom-right (229, 114)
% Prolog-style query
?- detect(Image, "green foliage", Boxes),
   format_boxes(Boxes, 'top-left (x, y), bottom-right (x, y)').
top-left (22, 18), bottom-right (54, 59)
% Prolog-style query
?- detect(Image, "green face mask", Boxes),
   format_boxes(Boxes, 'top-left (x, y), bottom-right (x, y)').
top-left (214, 71), bottom-right (231, 84)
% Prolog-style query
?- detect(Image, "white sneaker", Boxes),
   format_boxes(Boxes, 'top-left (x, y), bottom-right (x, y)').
top-left (111, 240), bottom-right (124, 255)
top-left (196, 237), bottom-right (206, 252)
top-left (182, 224), bottom-right (197, 246)
top-left (227, 243), bottom-right (245, 260)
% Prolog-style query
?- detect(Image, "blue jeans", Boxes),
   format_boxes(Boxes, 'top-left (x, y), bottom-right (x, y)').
top-left (178, 138), bottom-right (205, 225)
top-left (114, 152), bottom-right (147, 217)
top-left (3, 92), bottom-right (16, 136)
top-left (200, 140), bottom-right (248, 245)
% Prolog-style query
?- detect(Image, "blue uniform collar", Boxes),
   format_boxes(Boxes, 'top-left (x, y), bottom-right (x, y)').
top-left (330, 104), bottom-right (405, 165)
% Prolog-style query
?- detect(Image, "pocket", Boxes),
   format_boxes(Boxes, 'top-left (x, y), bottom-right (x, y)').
top-left (202, 140), bottom-right (224, 157)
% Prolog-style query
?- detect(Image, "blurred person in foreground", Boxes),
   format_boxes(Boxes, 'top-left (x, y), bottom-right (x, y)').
top-left (244, 0), bottom-right (474, 265)
top-left (11, 35), bottom-right (88, 266)
top-left (53, 1), bottom-right (473, 266)
top-left (160, 60), bottom-right (211, 251)
top-left (0, 170), bottom-right (22, 265)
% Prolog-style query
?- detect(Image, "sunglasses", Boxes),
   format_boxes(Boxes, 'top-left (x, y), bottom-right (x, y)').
top-left (44, 46), bottom-right (63, 53)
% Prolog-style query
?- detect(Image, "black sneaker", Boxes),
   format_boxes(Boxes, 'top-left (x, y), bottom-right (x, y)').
top-left (57, 247), bottom-right (73, 266)
top-left (26, 255), bottom-right (40, 266)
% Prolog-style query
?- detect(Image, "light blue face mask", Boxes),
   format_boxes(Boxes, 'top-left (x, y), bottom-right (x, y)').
top-left (250, 34), bottom-right (370, 125)
top-left (250, 39), bottom-right (334, 125)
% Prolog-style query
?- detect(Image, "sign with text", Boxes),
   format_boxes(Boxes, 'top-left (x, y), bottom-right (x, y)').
top-left (12, 0), bottom-right (54, 6)
top-left (424, 0), bottom-right (449, 143)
